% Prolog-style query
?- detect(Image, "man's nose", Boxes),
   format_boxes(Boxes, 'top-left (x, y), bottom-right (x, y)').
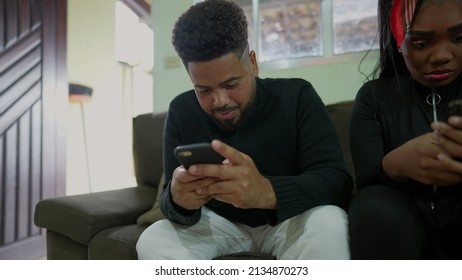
top-left (212, 89), bottom-right (229, 106)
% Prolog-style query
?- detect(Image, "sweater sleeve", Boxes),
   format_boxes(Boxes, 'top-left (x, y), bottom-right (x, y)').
top-left (160, 180), bottom-right (201, 225)
top-left (349, 82), bottom-right (395, 190)
top-left (267, 82), bottom-right (353, 223)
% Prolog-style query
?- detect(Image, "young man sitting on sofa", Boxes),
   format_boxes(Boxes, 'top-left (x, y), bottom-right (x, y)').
top-left (136, 0), bottom-right (353, 260)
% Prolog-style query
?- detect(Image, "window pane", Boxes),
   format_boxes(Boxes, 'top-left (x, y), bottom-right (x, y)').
top-left (259, 0), bottom-right (322, 62)
top-left (233, 0), bottom-right (256, 53)
top-left (333, 0), bottom-right (378, 54)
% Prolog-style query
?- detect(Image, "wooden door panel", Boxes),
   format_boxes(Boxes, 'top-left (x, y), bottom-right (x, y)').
top-left (18, 111), bottom-right (31, 241)
top-left (30, 101), bottom-right (42, 238)
top-left (1, 113), bottom-right (45, 246)
top-left (4, 0), bottom-right (19, 46)
top-left (0, 31), bottom-right (42, 93)
top-left (3, 124), bottom-right (18, 245)
top-left (0, 0), bottom-right (67, 259)
top-left (18, 0), bottom-right (31, 36)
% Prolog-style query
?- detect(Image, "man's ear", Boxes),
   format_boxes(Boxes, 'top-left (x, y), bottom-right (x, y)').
top-left (249, 50), bottom-right (259, 76)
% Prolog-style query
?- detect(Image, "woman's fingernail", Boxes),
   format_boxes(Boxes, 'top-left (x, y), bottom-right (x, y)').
top-left (452, 117), bottom-right (462, 125)
top-left (437, 153), bottom-right (447, 161)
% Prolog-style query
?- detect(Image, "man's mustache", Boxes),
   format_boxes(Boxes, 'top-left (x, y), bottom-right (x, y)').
top-left (212, 106), bottom-right (239, 113)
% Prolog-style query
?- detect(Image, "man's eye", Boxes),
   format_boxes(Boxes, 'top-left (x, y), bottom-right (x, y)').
top-left (196, 88), bottom-right (211, 94)
top-left (196, 90), bottom-right (211, 96)
top-left (225, 83), bottom-right (238, 90)
top-left (453, 34), bottom-right (462, 43)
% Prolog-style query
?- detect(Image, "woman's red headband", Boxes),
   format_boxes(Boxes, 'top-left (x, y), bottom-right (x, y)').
top-left (390, 0), bottom-right (417, 48)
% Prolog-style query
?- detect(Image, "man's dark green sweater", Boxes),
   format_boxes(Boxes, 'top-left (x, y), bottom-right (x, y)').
top-left (160, 77), bottom-right (352, 227)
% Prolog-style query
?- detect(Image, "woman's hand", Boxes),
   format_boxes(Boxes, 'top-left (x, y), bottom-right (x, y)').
top-left (432, 118), bottom-right (462, 175)
top-left (382, 132), bottom-right (462, 185)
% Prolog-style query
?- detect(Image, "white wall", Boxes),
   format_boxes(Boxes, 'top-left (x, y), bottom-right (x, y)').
top-left (151, 0), bottom-right (379, 112)
top-left (259, 53), bottom-right (378, 105)
top-left (152, 0), bottom-right (192, 112)
top-left (66, 0), bottom-right (147, 195)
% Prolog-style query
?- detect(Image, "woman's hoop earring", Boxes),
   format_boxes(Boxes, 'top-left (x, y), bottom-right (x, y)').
top-left (398, 48), bottom-right (402, 53)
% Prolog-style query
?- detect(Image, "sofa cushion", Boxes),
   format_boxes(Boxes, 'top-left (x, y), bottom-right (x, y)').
top-left (34, 186), bottom-right (156, 245)
top-left (137, 174), bottom-right (165, 225)
top-left (88, 224), bottom-right (148, 260)
top-left (46, 230), bottom-right (88, 260)
top-left (326, 100), bottom-right (355, 181)
top-left (133, 112), bottom-right (166, 187)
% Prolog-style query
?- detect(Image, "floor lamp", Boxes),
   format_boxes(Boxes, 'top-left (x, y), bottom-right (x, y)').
top-left (69, 84), bottom-right (93, 193)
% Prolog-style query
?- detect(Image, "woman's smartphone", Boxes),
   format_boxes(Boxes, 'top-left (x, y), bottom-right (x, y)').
top-left (448, 99), bottom-right (462, 117)
top-left (174, 142), bottom-right (225, 169)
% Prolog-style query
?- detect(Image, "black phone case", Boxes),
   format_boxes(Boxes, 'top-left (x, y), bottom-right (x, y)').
top-left (449, 99), bottom-right (462, 117)
top-left (174, 143), bottom-right (224, 169)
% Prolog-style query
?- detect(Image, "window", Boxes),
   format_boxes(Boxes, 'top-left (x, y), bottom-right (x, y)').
top-left (115, 1), bottom-right (153, 69)
top-left (115, 1), bottom-right (154, 116)
top-left (332, 0), bottom-right (378, 54)
top-left (233, 0), bottom-right (378, 66)
top-left (238, 0), bottom-right (323, 62)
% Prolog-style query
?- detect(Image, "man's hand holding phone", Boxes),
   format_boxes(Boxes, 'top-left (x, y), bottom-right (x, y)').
top-left (189, 140), bottom-right (276, 210)
top-left (170, 165), bottom-right (220, 210)
top-left (171, 142), bottom-right (225, 210)
top-left (171, 140), bottom-right (276, 210)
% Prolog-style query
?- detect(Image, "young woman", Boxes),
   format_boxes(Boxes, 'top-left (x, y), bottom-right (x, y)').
top-left (349, 0), bottom-right (462, 259)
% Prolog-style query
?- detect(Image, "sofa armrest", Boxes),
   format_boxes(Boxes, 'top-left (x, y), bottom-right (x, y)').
top-left (34, 185), bottom-right (157, 246)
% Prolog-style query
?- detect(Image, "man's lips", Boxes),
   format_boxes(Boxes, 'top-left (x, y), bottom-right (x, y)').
top-left (213, 107), bottom-right (239, 120)
top-left (215, 109), bottom-right (236, 120)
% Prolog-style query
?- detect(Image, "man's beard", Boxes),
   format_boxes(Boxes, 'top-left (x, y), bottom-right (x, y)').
top-left (210, 91), bottom-right (256, 133)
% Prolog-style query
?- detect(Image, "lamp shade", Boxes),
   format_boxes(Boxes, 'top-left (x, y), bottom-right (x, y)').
top-left (69, 84), bottom-right (93, 102)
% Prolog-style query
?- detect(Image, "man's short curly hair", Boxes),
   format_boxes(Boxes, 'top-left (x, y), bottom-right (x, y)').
top-left (172, 0), bottom-right (249, 65)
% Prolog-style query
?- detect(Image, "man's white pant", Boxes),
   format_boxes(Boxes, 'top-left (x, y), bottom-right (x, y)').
top-left (136, 205), bottom-right (350, 260)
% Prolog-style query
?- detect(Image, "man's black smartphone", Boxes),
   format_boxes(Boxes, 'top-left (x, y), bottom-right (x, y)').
top-left (448, 99), bottom-right (462, 117)
top-left (174, 142), bottom-right (225, 169)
